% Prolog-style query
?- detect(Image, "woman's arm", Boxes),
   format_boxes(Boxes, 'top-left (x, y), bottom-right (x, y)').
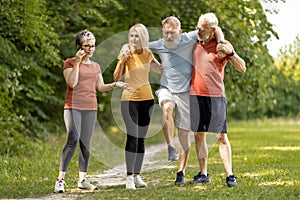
top-left (214, 26), bottom-right (227, 59)
top-left (97, 73), bottom-right (116, 92)
top-left (114, 45), bottom-right (131, 81)
top-left (63, 66), bottom-right (79, 88)
top-left (113, 59), bottom-right (126, 82)
top-left (63, 49), bottom-right (86, 88)
top-left (214, 26), bottom-right (224, 43)
top-left (97, 73), bottom-right (128, 92)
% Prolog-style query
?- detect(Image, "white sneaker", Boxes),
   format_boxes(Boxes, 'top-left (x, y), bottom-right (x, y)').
top-left (78, 178), bottom-right (98, 191)
top-left (134, 175), bottom-right (147, 188)
top-left (54, 179), bottom-right (65, 193)
top-left (126, 176), bottom-right (136, 190)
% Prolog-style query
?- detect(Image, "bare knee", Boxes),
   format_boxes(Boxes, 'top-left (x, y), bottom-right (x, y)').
top-left (178, 130), bottom-right (191, 152)
top-left (194, 132), bottom-right (205, 142)
top-left (162, 101), bottom-right (174, 117)
top-left (217, 133), bottom-right (227, 145)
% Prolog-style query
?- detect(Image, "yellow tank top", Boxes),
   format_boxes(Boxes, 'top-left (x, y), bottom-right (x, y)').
top-left (118, 49), bottom-right (154, 101)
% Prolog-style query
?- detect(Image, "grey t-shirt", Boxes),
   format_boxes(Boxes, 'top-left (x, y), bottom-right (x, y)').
top-left (149, 31), bottom-right (198, 93)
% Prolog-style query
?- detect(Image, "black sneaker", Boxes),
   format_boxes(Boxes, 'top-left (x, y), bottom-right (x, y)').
top-left (190, 172), bottom-right (210, 184)
top-left (226, 175), bottom-right (238, 187)
top-left (174, 171), bottom-right (184, 186)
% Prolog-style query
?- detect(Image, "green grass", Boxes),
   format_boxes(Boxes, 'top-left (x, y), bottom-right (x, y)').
top-left (0, 135), bottom-right (107, 198)
top-left (1, 119), bottom-right (300, 199)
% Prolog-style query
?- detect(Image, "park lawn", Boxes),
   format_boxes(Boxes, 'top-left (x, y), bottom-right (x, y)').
top-left (0, 135), bottom-right (108, 198)
top-left (1, 118), bottom-right (300, 199)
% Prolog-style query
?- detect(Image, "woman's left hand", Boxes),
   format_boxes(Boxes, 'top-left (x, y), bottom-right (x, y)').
top-left (115, 81), bottom-right (129, 90)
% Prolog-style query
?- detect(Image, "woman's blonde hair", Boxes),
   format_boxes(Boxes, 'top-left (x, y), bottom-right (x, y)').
top-left (129, 23), bottom-right (149, 49)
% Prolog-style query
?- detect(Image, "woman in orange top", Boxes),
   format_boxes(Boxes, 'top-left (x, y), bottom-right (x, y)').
top-left (54, 30), bottom-right (127, 193)
top-left (114, 24), bottom-right (162, 190)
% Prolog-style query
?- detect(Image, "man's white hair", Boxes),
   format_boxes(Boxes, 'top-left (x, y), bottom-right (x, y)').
top-left (198, 13), bottom-right (218, 28)
top-left (162, 16), bottom-right (181, 30)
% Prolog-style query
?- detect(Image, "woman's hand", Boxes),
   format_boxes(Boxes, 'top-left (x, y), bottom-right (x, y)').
top-left (119, 44), bottom-right (131, 62)
top-left (75, 49), bottom-right (86, 63)
top-left (114, 81), bottom-right (129, 90)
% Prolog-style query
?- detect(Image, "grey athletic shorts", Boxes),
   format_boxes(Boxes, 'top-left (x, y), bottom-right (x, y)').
top-left (156, 87), bottom-right (190, 131)
top-left (190, 96), bottom-right (227, 133)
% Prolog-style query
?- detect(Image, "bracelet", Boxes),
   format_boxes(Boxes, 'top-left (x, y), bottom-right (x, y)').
top-left (229, 50), bottom-right (235, 56)
top-left (218, 40), bottom-right (224, 44)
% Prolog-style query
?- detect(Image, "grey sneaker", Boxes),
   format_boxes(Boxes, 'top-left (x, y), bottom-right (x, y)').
top-left (78, 178), bottom-right (98, 191)
top-left (190, 172), bottom-right (210, 184)
top-left (226, 175), bottom-right (238, 187)
top-left (126, 175), bottom-right (136, 190)
top-left (174, 171), bottom-right (184, 186)
top-left (168, 145), bottom-right (178, 162)
top-left (54, 179), bottom-right (65, 193)
top-left (134, 175), bottom-right (147, 188)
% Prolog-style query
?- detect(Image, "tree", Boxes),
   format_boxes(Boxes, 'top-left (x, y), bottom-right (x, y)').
top-left (0, 0), bottom-right (62, 140)
top-left (266, 35), bottom-right (300, 117)
top-left (1, 0), bottom-right (291, 155)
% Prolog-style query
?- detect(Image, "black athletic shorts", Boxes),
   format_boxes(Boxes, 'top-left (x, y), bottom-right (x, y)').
top-left (190, 96), bottom-right (227, 133)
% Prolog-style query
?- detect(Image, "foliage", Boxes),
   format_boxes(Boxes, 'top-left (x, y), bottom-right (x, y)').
top-left (0, 0), bottom-right (62, 142)
top-left (266, 36), bottom-right (300, 117)
top-left (160, 0), bottom-right (278, 119)
top-left (1, 119), bottom-right (299, 199)
top-left (0, 88), bottom-right (26, 155)
top-left (1, 0), bottom-right (298, 155)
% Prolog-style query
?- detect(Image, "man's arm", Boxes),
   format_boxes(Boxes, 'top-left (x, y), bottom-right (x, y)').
top-left (217, 43), bottom-right (246, 72)
top-left (150, 57), bottom-right (162, 74)
top-left (228, 52), bottom-right (246, 73)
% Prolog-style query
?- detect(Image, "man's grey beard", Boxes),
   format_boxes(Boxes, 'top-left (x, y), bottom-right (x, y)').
top-left (164, 40), bottom-right (179, 49)
top-left (198, 34), bottom-right (210, 42)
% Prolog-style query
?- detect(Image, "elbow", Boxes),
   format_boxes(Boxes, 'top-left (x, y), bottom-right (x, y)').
top-left (114, 62), bottom-right (125, 82)
top-left (113, 75), bottom-right (119, 82)
top-left (113, 70), bottom-right (119, 82)
top-left (66, 78), bottom-right (78, 88)
top-left (240, 65), bottom-right (246, 73)
top-left (113, 73), bottom-right (121, 82)
top-left (236, 60), bottom-right (246, 73)
top-left (241, 62), bottom-right (246, 73)
top-left (97, 86), bottom-right (105, 92)
top-left (68, 82), bottom-right (77, 88)
top-left (240, 65), bottom-right (247, 73)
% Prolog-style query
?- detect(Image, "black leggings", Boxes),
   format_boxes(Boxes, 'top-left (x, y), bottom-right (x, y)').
top-left (60, 109), bottom-right (97, 172)
top-left (121, 100), bottom-right (154, 175)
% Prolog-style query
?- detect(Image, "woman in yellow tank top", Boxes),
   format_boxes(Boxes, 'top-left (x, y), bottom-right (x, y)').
top-left (114, 23), bottom-right (162, 190)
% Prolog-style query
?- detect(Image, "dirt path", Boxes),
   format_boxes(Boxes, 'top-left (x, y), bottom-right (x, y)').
top-left (23, 141), bottom-right (177, 200)
top-left (90, 142), bottom-right (175, 187)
